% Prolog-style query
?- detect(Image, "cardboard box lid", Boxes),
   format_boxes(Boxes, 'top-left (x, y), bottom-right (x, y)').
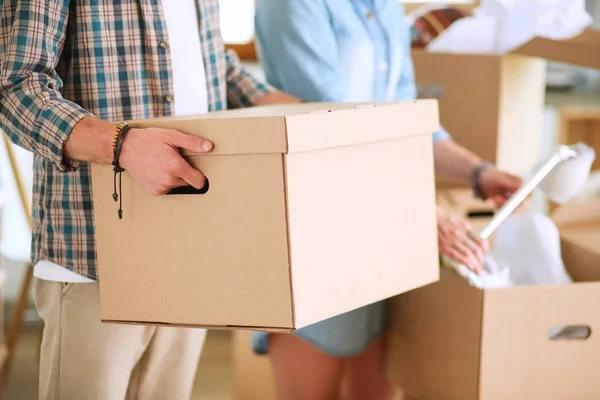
top-left (124, 100), bottom-right (439, 156)
top-left (511, 28), bottom-right (600, 69)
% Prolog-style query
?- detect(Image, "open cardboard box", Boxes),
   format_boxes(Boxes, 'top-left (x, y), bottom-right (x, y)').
top-left (386, 197), bottom-right (600, 400)
top-left (413, 28), bottom-right (600, 187)
top-left (91, 101), bottom-right (440, 332)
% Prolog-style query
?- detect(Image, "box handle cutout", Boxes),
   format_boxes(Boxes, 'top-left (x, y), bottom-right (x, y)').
top-left (547, 325), bottom-right (591, 341)
top-left (467, 210), bottom-right (495, 219)
top-left (166, 178), bottom-right (210, 195)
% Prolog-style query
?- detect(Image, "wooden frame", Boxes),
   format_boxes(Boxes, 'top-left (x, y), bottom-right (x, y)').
top-left (225, 42), bottom-right (257, 61)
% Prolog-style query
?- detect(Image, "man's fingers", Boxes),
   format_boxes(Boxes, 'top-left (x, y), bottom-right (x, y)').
top-left (168, 130), bottom-right (213, 153)
top-left (165, 177), bottom-right (188, 193)
top-left (177, 162), bottom-right (207, 190)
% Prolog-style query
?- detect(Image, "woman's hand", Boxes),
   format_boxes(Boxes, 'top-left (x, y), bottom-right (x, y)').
top-left (437, 206), bottom-right (489, 274)
top-left (478, 167), bottom-right (522, 207)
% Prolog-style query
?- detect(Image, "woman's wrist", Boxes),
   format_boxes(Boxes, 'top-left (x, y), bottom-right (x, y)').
top-left (470, 161), bottom-right (495, 200)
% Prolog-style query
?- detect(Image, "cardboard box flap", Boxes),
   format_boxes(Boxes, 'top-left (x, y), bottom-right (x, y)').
top-left (124, 100), bottom-right (440, 156)
top-left (513, 28), bottom-right (600, 70)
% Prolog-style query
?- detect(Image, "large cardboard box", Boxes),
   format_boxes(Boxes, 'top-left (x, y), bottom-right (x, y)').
top-left (91, 101), bottom-right (440, 331)
top-left (414, 29), bottom-right (600, 187)
top-left (386, 198), bottom-right (600, 400)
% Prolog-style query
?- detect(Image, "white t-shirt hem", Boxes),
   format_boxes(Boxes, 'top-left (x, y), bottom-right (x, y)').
top-left (34, 260), bottom-right (96, 283)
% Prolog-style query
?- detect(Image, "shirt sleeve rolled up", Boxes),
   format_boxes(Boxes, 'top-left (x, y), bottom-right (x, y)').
top-left (0, 0), bottom-right (93, 172)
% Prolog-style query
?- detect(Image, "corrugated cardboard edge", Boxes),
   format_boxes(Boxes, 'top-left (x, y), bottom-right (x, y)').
top-left (281, 150), bottom-right (298, 330)
top-left (100, 319), bottom-right (294, 333)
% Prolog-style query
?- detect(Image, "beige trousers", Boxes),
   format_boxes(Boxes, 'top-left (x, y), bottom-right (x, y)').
top-left (34, 278), bottom-right (207, 400)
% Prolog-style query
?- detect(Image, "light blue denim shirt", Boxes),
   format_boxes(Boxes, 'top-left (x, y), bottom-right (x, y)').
top-left (254, 0), bottom-right (450, 142)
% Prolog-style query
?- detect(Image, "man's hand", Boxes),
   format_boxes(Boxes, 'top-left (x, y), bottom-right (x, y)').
top-left (119, 128), bottom-right (213, 196)
top-left (478, 168), bottom-right (522, 207)
top-left (437, 206), bottom-right (489, 274)
top-left (64, 116), bottom-right (213, 196)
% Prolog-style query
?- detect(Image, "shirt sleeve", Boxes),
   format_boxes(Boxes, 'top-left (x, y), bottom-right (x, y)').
top-left (395, 10), bottom-right (451, 143)
top-left (254, 0), bottom-right (347, 102)
top-left (225, 48), bottom-right (276, 108)
top-left (0, 0), bottom-right (93, 172)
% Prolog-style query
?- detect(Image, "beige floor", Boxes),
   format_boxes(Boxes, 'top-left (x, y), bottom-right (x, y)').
top-left (4, 328), bottom-right (234, 400)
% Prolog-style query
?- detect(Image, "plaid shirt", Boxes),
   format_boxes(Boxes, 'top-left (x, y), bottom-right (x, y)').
top-left (0, 0), bottom-right (274, 280)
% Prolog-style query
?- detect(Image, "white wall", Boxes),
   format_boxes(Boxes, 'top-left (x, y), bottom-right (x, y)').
top-left (220, 0), bottom-right (255, 44)
top-left (0, 139), bottom-right (34, 303)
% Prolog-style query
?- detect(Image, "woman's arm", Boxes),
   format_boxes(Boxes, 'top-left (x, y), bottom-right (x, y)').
top-left (433, 140), bottom-right (483, 181)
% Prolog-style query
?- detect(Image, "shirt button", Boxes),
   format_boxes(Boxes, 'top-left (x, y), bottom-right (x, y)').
top-left (379, 62), bottom-right (389, 72)
top-left (159, 41), bottom-right (169, 49)
top-left (164, 94), bottom-right (173, 103)
top-left (366, 12), bottom-right (375, 21)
